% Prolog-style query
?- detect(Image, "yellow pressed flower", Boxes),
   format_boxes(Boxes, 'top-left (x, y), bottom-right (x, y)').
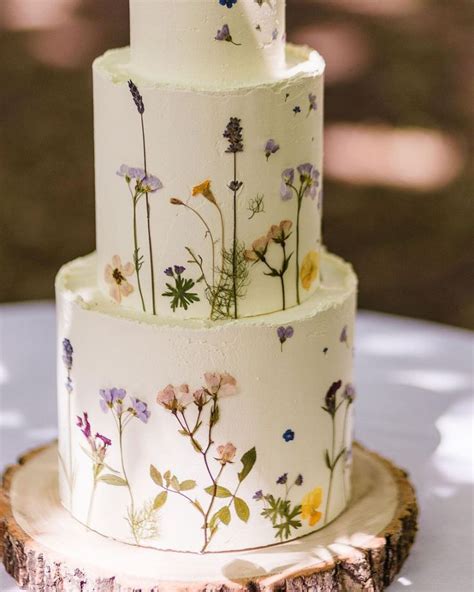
top-left (300, 250), bottom-right (319, 291)
top-left (301, 487), bottom-right (323, 527)
top-left (192, 179), bottom-right (216, 204)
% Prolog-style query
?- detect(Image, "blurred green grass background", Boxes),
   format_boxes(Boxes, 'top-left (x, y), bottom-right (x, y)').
top-left (0, 0), bottom-right (472, 328)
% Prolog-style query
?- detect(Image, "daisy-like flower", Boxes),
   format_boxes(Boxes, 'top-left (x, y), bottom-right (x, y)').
top-left (104, 255), bottom-right (135, 304)
top-left (264, 139), bottom-right (280, 160)
top-left (99, 388), bottom-right (126, 414)
top-left (204, 372), bottom-right (237, 397)
top-left (300, 250), bottom-right (319, 291)
top-left (216, 442), bottom-right (237, 464)
top-left (297, 163), bottom-right (320, 199)
top-left (301, 487), bottom-right (323, 526)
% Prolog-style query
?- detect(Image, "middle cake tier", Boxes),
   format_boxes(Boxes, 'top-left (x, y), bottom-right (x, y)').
top-left (94, 45), bottom-right (325, 320)
top-left (56, 250), bottom-right (356, 554)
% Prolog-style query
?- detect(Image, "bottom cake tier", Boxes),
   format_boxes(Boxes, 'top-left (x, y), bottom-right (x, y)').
top-left (56, 251), bottom-right (357, 554)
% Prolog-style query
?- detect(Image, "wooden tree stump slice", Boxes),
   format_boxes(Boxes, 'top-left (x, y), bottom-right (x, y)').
top-left (0, 442), bottom-right (418, 592)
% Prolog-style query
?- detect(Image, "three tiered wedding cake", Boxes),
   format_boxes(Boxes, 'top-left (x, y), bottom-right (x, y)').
top-left (56, 0), bottom-right (357, 554)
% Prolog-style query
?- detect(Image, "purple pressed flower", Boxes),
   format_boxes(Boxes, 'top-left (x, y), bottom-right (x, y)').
top-left (324, 380), bottom-right (342, 416)
top-left (272, 28), bottom-right (278, 41)
top-left (128, 79), bottom-right (144, 115)
top-left (76, 412), bottom-right (91, 439)
top-left (62, 338), bottom-right (73, 370)
top-left (99, 388), bottom-right (126, 414)
top-left (276, 473), bottom-right (288, 485)
top-left (343, 383), bottom-right (356, 404)
top-left (117, 165), bottom-right (146, 182)
top-left (215, 24), bottom-right (241, 45)
top-left (130, 397), bottom-right (151, 423)
top-left (283, 428), bottom-right (295, 442)
top-left (277, 326), bottom-right (294, 349)
top-left (140, 175), bottom-right (162, 193)
top-left (253, 489), bottom-right (264, 501)
top-left (308, 93), bottom-right (317, 114)
top-left (297, 163), bottom-right (320, 199)
top-left (95, 432), bottom-right (112, 447)
top-left (295, 474), bottom-right (304, 486)
top-left (264, 139), bottom-right (280, 160)
top-left (174, 265), bottom-right (185, 275)
top-left (340, 325), bottom-right (348, 343)
top-left (280, 168), bottom-right (295, 201)
top-left (224, 117), bottom-right (244, 153)
top-left (293, 106), bottom-right (301, 115)
top-left (164, 267), bottom-right (173, 277)
top-left (65, 376), bottom-right (73, 394)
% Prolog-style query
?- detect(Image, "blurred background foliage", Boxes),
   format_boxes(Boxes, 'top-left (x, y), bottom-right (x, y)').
top-left (0, 0), bottom-right (472, 328)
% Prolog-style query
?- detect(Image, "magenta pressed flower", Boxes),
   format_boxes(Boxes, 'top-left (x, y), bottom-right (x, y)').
top-left (95, 432), bottom-right (112, 447)
top-left (77, 412), bottom-right (91, 439)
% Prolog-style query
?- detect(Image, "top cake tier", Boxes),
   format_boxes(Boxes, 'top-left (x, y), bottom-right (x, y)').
top-left (129, 0), bottom-right (286, 86)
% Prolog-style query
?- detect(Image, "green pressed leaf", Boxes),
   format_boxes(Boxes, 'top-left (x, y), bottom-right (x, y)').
top-left (191, 439), bottom-right (203, 453)
top-left (153, 491), bottom-right (168, 510)
top-left (193, 499), bottom-right (204, 514)
top-left (234, 497), bottom-right (250, 523)
top-left (238, 447), bottom-right (257, 482)
top-left (150, 465), bottom-right (163, 487)
top-left (170, 476), bottom-right (181, 491)
top-left (324, 450), bottom-right (332, 470)
top-left (212, 505), bottom-right (231, 526)
top-left (163, 470), bottom-right (171, 485)
top-left (98, 474), bottom-right (128, 486)
top-left (180, 480), bottom-right (197, 491)
top-left (204, 485), bottom-right (232, 498)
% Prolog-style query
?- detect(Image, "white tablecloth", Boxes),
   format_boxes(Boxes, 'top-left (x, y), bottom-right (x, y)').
top-left (0, 302), bottom-right (473, 591)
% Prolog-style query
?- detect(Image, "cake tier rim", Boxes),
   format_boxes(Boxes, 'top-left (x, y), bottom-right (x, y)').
top-left (93, 43), bottom-right (325, 94)
top-left (56, 250), bottom-right (357, 331)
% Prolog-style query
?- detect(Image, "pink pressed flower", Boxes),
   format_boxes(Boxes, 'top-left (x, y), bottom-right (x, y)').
top-left (219, 373), bottom-right (237, 396)
top-left (216, 442), bottom-right (237, 464)
top-left (252, 235), bottom-right (269, 255)
top-left (204, 372), bottom-right (221, 395)
top-left (193, 388), bottom-right (207, 406)
top-left (104, 255), bottom-right (135, 304)
top-left (175, 384), bottom-right (193, 410)
top-left (267, 219), bottom-right (293, 242)
top-left (157, 384), bottom-right (176, 409)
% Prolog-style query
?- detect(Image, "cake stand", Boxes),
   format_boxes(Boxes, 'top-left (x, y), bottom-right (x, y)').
top-left (0, 442), bottom-right (417, 592)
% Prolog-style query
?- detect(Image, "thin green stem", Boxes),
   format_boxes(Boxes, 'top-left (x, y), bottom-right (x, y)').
top-left (133, 195), bottom-right (146, 312)
top-left (118, 414), bottom-right (139, 544)
top-left (67, 377), bottom-right (73, 507)
top-left (86, 472), bottom-right (98, 527)
top-left (183, 204), bottom-right (216, 286)
top-left (141, 114), bottom-right (156, 315)
top-left (325, 414), bottom-right (336, 525)
top-left (281, 241), bottom-right (287, 310)
top-left (341, 401), bottom-right (351, 504)
top-left (295, 193), bottom-right (302, 305)
top-left (201, 464), bottom-right (225, 553)
top-left (232, 152), bottom-right (238, 319)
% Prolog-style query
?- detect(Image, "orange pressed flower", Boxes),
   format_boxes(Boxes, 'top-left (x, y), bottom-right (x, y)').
top-left (301, 487), bottom-right (323, 527)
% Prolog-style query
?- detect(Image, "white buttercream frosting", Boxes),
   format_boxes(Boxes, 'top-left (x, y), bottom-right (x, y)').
top-left (129, 0), bottom-right (287, 86)
top-left (94, 45), bottom-right (324, 320)
top-left (56, 250), bottom-right (357, 553)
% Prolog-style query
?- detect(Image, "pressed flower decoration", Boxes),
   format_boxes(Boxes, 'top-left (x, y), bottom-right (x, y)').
top-left (219, 0), bottom-right (238, 7)
top-left (340, 324), bottom-right (350, 348)
top-left (293, 106), bottom-right (301, 115)
top-left (215, 24), bottom-right (241, 46)
top-left (282, 428), bottom-right (295, 442)
top-left (255, 472), bottom-right (305, 541)
top-left (245, 220), bottom-right (293, 310)
top-left (280, 163), bottom-right (320, 304)
top-left (277, 325), bottom-right (294, 351)
top-left (247, 193), bottom-right (265, 219)
top-left (307, 93), bottom-right (317, 116)
top-left (301, 487), bottom-right (323, 526)
top-left (151, 372), bottom-right (257, 553)
top-left (264, 139), bottom-right (280, 160)
top-left (76, 411), bottom-right (115, 526)
top-left (104, 255), bottom-right (135, 304)
top-left (59, 338), bottom-right (74, 507)
top-left (98, 388), bottom-right (153, 543)
top-left (300, 250), bottom-right (319, 291)
top-left (162, 265), bottom-right (200, 312)
top-left (115, 80), bottom-right (163, 315)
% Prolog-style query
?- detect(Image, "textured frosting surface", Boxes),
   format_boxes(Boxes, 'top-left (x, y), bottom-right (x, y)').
top-left (56, 251), bottom-right (357, 553)
top-left (94, 46), bottom-right (324, 320)
top-left (130, 0), bottom-right (286, 86)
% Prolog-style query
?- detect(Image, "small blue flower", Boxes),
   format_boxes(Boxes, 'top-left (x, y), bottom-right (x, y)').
top-left (164, 267), bottom-right (173, 277)
top-left (293, 106), bottom-right (301, 115)
top-left (283, 428), bottom-right (295, 442)
top-left (219, 0), bottom-right (238, 7)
